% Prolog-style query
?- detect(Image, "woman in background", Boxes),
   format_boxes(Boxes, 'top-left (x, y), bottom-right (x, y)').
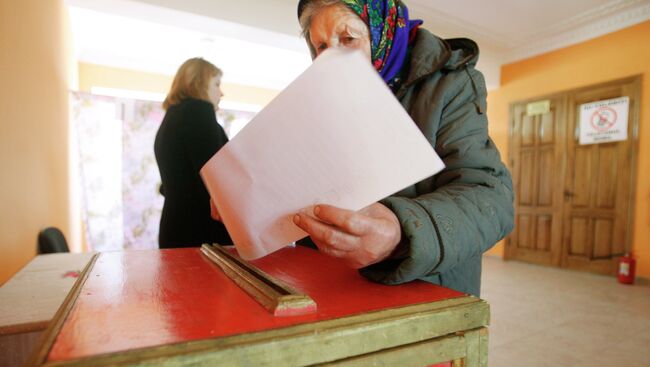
top-left (154, 57), bottom-right (232, 248)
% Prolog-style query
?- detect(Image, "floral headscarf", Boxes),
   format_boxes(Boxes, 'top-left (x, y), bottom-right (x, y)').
top-left (340, 0), bottom-right (422, 87)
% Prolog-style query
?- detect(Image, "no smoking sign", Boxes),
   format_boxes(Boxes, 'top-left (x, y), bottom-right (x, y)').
top-left (590, 106), bottom-right (617, 132)
top-left (580, 97), bottom-right (629, 145)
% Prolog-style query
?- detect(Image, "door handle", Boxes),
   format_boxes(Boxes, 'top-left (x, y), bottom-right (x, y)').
top-left (564, 190), bottom-right (574, 198)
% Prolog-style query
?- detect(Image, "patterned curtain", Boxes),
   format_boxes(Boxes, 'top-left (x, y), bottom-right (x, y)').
top-left (121, 100), bottom-right (166, 250)
top-left (70, 92), bottom-right (255, 251)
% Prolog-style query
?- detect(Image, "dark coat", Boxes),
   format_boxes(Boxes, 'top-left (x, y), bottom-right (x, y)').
top-left (360, 29), bottom-right (515, 296)
top-left (154, 98), bottom-right (232, 248)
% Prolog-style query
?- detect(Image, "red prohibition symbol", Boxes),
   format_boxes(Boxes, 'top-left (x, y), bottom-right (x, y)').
top-left (590, 106), bottom-right (617, 132)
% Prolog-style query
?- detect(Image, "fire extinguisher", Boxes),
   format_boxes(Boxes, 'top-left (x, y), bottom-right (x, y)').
top-left (618, 253), bottom-right (636, 284)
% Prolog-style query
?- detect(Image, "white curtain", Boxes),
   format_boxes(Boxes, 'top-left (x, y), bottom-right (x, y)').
top-left (70, 92), bottom-right (255, 251)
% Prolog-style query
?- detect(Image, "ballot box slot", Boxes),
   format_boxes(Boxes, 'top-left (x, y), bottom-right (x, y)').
top-left (201, 244), bottom-right (317, 316)
top-left (206, 244), bottom-right (292, 295)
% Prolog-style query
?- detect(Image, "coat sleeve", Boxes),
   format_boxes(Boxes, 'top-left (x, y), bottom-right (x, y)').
top-left (360, 69), bottom-right (514, 284)
top-left (181, 100), bottom-right (229, 174)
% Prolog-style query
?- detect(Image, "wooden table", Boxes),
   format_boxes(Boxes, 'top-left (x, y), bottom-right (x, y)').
top-left (0, 253), bottom-right (94, 367)
top-left (28, 247), bottom-right (489, 366)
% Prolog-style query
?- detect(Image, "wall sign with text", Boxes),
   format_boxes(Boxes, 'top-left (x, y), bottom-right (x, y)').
top-left (579, 96), bottom-right (629, 145)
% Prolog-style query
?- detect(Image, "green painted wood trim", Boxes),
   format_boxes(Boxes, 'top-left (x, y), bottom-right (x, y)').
top-left (26, 254), bottom-right (100, 367)
top-left (317, 333), bottom-right (466, 366)
top-left (479, 328), bottom-right (488, 367)
top-left (43, 297), bottom-right (489, 367)
top-left (464, 329), bottom-right (480, 366)
top-left (320, 327), bottom-right (489, 367)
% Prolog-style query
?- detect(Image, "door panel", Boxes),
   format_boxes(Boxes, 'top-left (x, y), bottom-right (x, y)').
top-left (569, 218), bottom-right (588, 256)
top-left (593, 219), bottom-right (613, 259)
top-left (595, 145), bottom-right (617, 208)
top-left (518, 215), bottom-right (533, 249)
top-left (537, 148), bottom-right (554, 206)
top-left (506, 97), bottom-right (566, 266)
top-left (540, 112), bottom-right (555, 144)
top-left (521, 115), bottom-right (535, 146)
top-left (536, 216), bottom-right (552, 251)
top-left (519, 151), bottom-right (534, 205)
top-left (562, 79), bottom-right (638, 274)
top-left (572, 148), bottom-right (592, 206)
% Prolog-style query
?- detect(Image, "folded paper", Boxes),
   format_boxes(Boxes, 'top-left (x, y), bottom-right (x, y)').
top-left (200, 48), bottom-right (444, 260)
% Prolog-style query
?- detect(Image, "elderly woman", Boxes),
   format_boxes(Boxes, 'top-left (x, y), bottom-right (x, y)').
top-left (155, 58), bottom-right (232, 249)
top-left (292, 0), bottom-right (514, 296)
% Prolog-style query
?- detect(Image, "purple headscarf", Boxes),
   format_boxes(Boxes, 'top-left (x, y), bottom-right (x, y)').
top-left (340, 0), bottom-right (422, 85)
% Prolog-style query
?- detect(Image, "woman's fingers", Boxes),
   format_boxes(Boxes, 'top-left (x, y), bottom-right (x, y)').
top-left (312, 204), bottom-right (370, 236)
top-left (293, 213), bottom-right (359, 252)
top-left (312, 241), bottom-right (350, 259)
top-left (293, 203), bottom-right (402, 268)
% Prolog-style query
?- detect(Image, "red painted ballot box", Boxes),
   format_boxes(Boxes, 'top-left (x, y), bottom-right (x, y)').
top-left (29, 246), bottom-right (489, 366)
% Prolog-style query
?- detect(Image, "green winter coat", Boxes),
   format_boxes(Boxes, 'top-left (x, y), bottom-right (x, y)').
top-left (360, 29), bottom-right (514, 296)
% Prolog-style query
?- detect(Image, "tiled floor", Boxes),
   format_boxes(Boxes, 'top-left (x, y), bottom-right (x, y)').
top-left (481, 256), bottom-right (650, 367)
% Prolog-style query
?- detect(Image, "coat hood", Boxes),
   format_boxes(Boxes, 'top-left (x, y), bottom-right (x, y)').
top-left (401, 29), bottom-right (480, 90)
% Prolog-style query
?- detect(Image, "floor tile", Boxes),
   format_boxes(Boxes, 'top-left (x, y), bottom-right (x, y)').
top-left (482, 256), bottom-right (650, 365)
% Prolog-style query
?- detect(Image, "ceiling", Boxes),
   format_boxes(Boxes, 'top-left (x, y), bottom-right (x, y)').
top-left (67, 0), bottom-right (650, 91)
top-left (406, 0), bottom-right (650, 61)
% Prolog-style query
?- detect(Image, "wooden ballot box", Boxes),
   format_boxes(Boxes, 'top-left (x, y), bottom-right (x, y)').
top-left (28, 247), bottom-right (489, 366)
top-left (0, 253), bottom-right (94, 367)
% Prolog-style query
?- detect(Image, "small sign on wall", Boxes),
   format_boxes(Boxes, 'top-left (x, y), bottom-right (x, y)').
top-left (579, 97), bottom-right (629, 145)
top-left (526, 100), bottom-right (550, 116)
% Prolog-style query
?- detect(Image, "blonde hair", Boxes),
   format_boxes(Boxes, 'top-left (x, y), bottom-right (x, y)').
top-left (163, 58), bottom-right (222, 110)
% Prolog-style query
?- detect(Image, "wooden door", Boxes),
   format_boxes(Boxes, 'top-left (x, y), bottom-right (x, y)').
top-left (506, 97), bottom-right (567, 266)
top-left (561, 78), bottom-right (639, 274)
top-left (506, 77), bottom-right (640, 275)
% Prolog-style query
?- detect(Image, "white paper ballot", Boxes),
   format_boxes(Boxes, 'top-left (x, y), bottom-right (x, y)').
top-left (200, 48), bottom-right (444, 260)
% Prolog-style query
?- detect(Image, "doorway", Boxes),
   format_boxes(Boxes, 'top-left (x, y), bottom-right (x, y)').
top-left (505, 77), bottom-right (640, 275)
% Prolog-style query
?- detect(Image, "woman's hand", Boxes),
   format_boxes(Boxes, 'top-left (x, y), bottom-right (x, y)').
top-left (293, 203), bottom-right (401, 268)
top-left (210, 198), bottom-right (221, 221)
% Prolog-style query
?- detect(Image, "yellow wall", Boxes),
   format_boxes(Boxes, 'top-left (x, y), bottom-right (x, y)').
top-left (485, 21), bottom-right (650, 278)
top-left (0, 0), bottom-right (72, 284)
top-left (78, 63), bottom-right (279, 107)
